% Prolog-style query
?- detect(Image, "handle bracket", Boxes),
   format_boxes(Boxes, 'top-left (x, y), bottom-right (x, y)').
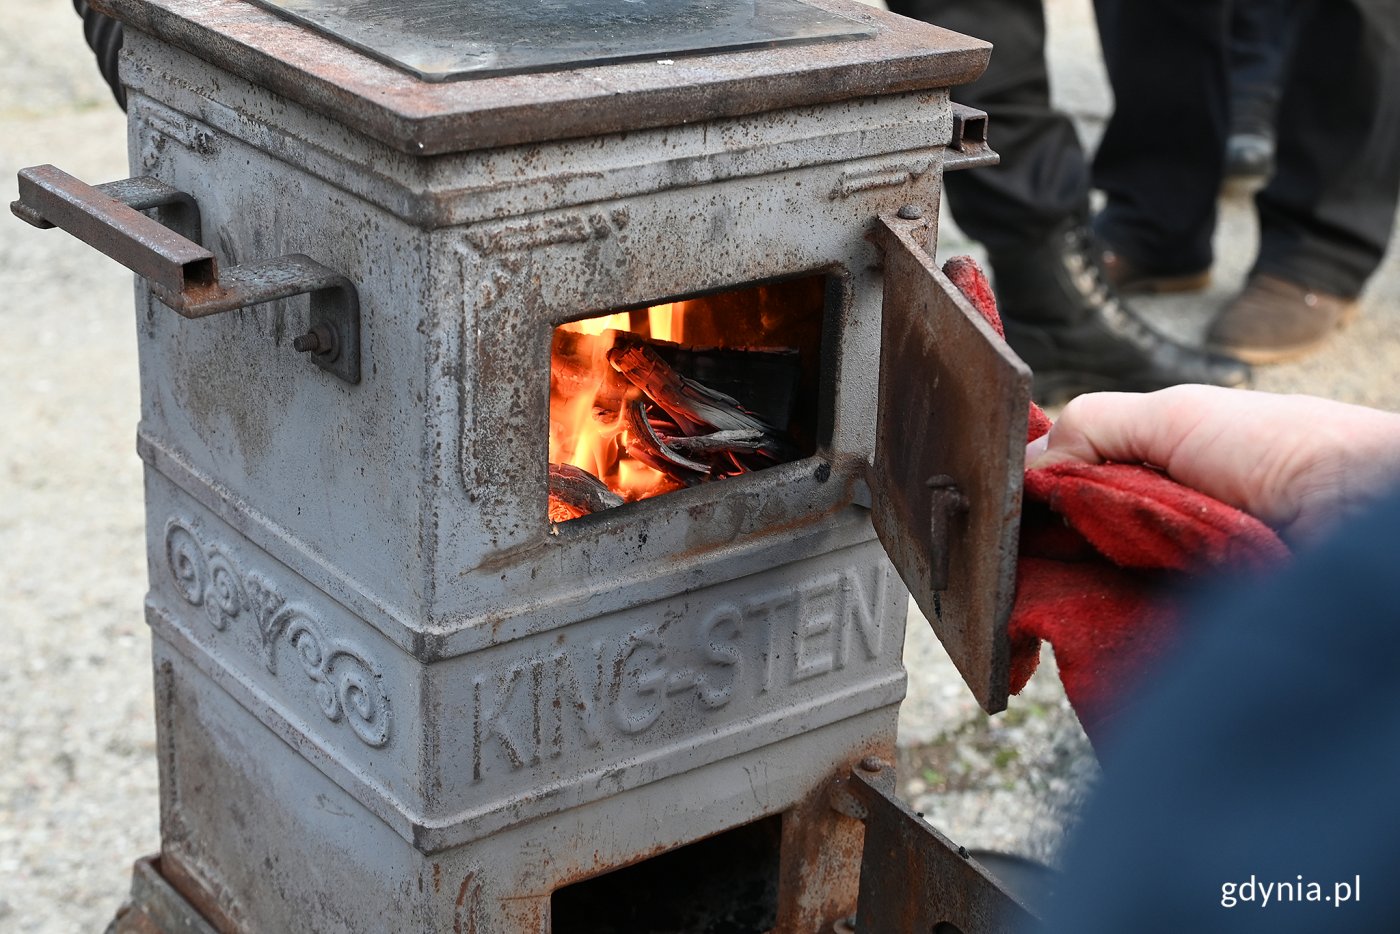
top-left (944, 103), bottom-right (999, 173)
top-left (12, 164), bottom-right (360, 384)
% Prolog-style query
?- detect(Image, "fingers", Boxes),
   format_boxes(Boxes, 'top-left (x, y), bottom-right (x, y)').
top-left (1022, 386), bottom-right (1400, 546)
top-left (1025, 433), bottom-right (1049, 464)
top-left (1028, 386), bottom-right (1221, 470)
top-left (1027, 386), bottom-right (1293, 526)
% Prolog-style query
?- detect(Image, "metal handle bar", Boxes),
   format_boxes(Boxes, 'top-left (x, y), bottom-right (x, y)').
top-left (11, 164), bottom-right (360, 384)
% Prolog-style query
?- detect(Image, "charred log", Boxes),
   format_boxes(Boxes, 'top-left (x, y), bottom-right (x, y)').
top-left (555, 330), bottom-right (801, 431)
top-left (663, 428), bottom-right (769, 456)
top-left (647, 342), bottom-right (801, 430)
top-left (548, 463), bottom-right (624, 518)
top-left (623, 399), bottom-right (711, 484)
top-left (607, 339), bottom-right (792, 460)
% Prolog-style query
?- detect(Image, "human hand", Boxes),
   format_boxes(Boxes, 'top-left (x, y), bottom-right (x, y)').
top-left (1026, 385), bottom-right (1400, 545)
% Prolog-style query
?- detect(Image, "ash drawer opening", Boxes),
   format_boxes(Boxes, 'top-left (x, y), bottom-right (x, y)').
top-left (551, 813), bottom-right (782, 933)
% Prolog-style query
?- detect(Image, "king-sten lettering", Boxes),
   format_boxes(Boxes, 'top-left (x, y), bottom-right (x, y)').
top-left (469, 564), bottom-right (889, 781)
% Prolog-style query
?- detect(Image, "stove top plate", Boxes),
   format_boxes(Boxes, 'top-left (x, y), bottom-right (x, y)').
top-left (247, 0), bottom-right (876, 82)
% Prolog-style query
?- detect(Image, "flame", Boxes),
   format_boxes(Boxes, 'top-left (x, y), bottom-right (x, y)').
top-left (548, 276), bottom-right (826, 522)
top-left (549, 304), bottom-right (685, 515)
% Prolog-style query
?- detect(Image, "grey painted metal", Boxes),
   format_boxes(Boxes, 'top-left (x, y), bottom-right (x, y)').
top-left (117, 32), bottom-right (978, 654)
top-left (12, 165), bottom-right (362, 383)
top-left (16, 3), bottom-right (1018, 929)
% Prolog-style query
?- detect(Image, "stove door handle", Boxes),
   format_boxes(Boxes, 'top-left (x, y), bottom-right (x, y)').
top-left (10, 164), bottom-right (361, 385)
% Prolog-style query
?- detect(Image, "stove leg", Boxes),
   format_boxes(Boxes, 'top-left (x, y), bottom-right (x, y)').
top-left (772, 758), bottom-right (884, 934)
top-left (104, 857), bottom-right (222, 934)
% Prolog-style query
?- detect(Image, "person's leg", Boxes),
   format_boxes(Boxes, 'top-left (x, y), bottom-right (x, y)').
top-left (1091, 0), bottom-right (1230, 280)
top-left (888, 0), bottom-right (1249, 401)
top-left (1252, 0), bottom-right (1400, 298)
top-left (1206, 0), bottom-right (1400, 363)
top-left (886, 0), bottom-right (1088, 252)
top-left (1227, 0), bottom-right (1287, 134)
top-left (1224, 0), bottom-right (1291, 178)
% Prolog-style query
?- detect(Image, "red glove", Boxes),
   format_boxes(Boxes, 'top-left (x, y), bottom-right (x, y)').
top-left (943, 256), bottom-right (1289, 744)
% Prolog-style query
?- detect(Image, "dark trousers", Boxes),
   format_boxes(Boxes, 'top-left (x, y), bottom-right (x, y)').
top-left (1255, 0), bottom-right (1400, 296)
top-left (885, 0), bottom-right (1091, 254)
top-left (1095, 0), bottom-right (1400, 296)
top-left (1228, 0), bottom-right (1290, 136)
top-left (891, 0), bottom-right (1400, 298)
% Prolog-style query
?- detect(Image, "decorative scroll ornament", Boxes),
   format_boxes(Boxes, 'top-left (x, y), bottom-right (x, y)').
top-left (163, 518), bottom-right (392, 747)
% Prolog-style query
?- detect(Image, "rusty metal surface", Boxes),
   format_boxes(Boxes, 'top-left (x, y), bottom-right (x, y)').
top-left (92, 0), bottom-right (990, 155)
top-left (10, 174), bottom-right (202, 240)
top-left (924, 475), bottom-right (970, 591)
top-left (99, 176), bottom-right (204, 242)
top-left (869, 213), bottom-right (1031, 713)
top-left (771, 744), bottom-right (895, 934)
top-left (844, 767), bottom-right (1036, 934)
top-left (14, 164), bottom-right (214, 295)
top-left (13, 164), bottom-right (361, 383)
top-left (105, 857), bottom-right (222, 934)
top-left (944, 103), bottom-right (1000, 172)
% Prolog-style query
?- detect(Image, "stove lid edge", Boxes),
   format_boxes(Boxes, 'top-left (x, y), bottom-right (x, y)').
top-left (94, 0), bottom-right (991, 156)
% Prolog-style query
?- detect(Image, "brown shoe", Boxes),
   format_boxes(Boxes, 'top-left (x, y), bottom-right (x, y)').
top-left (1206, 274), bottom-right (1359, 364)
top-left (1100, 247), bottom-right (1212, 294)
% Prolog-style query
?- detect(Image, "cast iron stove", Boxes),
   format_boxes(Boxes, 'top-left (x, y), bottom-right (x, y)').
top-left (13, 1), bottom-right (1034, 931)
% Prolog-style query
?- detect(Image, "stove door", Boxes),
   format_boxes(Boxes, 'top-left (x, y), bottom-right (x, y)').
top-left (870, 214), bottom-right (1031, 713)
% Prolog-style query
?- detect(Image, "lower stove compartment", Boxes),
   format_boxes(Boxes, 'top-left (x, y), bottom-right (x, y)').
top-left (146, 632), bottom-right (896, 932)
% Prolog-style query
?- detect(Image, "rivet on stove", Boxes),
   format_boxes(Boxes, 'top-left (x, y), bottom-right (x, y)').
top-left (897, 204), bottom-right (924, 220)
top-left (858, 755), bottom-right (885, 773)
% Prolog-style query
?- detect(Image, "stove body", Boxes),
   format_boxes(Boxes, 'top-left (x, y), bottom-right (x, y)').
top-left (23, 2), bottom-right (1030, 930)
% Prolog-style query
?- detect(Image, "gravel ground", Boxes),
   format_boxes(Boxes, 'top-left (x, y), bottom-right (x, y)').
top-left (2, 4), bottom-right (154, 931)
top-left (3, 1), bottom-right (1399, 931)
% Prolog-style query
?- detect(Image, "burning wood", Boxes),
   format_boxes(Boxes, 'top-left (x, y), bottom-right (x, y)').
top-left (550, 329), bottom-right (631, 418)
top-left (607, 338), bottom-right (790, 459)
top-left (623, 399), bottom-right (711, 483)
top-left (548, 463), bottom-right (625, 522)
top-left (549, 318), bottom-right (802, 520)
top-left (664, 428), bottom-right (768, 456)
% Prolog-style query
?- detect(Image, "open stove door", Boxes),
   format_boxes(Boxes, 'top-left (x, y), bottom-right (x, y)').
top-left (869, 213), bottom-right (1031, 714)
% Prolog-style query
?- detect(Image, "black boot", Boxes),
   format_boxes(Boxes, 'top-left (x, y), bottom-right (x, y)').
top-left (989, 221), bottom-right (1250, 404)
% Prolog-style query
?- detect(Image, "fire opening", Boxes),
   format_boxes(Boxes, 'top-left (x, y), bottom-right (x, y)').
top-left (549, 275), bottom-right (827, 523)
